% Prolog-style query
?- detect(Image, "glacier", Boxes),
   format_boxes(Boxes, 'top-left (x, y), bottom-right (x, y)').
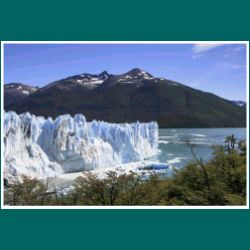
top-left (4, 111), bottom-right (158, 180)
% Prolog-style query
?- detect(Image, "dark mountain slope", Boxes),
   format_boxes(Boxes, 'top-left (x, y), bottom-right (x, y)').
top-left (5, 69), bottom-right (246, 128)
top-left (77, 80), bottom-right (245, 127)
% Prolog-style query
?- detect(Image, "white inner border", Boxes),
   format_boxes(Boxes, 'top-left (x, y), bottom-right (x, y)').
top-left (1, 41), bottom-right (249, 210)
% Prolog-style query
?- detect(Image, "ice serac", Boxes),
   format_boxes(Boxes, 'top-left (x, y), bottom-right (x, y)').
top-left (4, 111), bottom-right (158, 179)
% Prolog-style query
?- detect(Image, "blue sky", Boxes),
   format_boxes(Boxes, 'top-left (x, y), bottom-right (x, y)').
top-left (4, 43), bottom-right (247, 101)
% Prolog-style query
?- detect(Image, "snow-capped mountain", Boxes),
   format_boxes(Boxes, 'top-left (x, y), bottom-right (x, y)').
top-left (73, 70), bottom-right (110, 87)
top-left (4, 83), bottom-right (38, 106)
top-left (42, 71), bottom-right (111, 91)
top-left (102, 68), bottom-right (180, 88)
top-left (4, 111), bottom-right (158, 180)
top-left (113, 68), bottom-right (154, 86)
top-left (4, 68), bottom-right (246, 128)
top-left (101, 68), bottom-right (150, 88)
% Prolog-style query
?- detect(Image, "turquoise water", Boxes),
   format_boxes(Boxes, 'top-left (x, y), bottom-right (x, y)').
top-left (149, 128), bottom-right (246, 168)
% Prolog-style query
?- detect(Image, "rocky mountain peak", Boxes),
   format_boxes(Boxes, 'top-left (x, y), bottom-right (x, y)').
top-left (99, 70), bottom-right (109, 77)
top-left (126, 68), bottom-right (153, 78)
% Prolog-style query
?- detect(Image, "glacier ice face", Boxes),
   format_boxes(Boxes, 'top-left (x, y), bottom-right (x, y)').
top-left (4, 111), bottom-right (158, 179)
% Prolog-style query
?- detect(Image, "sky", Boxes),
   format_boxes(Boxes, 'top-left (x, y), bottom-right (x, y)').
top-left (4, 43), bottom-right (247, 101)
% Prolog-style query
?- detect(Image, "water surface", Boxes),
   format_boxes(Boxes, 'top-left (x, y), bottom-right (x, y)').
top-left (149, 128), bottom-right (246, 168)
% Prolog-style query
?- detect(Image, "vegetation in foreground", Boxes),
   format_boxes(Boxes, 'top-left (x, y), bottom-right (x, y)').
top-left (4, 135), bottom-right (246, 206)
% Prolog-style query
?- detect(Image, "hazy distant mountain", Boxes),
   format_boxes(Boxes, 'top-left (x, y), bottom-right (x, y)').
top-left (230, 100), bottom-right (246, 108)
top-left (4, 83), bottom-right (38, 106)
top-left (4, 68), bottom-right (246, 128)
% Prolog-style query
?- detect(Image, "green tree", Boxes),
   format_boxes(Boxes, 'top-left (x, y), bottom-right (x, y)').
top-left (4, 176), bottom-right (50, 206)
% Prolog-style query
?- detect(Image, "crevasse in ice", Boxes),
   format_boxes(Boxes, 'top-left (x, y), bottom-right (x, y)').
top-left (4, 111), bottom-right (158, 179)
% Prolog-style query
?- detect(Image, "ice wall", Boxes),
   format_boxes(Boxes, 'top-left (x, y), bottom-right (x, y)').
top-left (4, 112), bottom-right (158, 179)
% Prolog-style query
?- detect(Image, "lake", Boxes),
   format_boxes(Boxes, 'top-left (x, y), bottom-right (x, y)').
top-left (51, 127), bottom-right (246, 191)
top-left (149, 128), bottom-right (246, 168)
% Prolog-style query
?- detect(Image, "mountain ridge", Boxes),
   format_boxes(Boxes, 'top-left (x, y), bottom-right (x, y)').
top-left (4, 68), bottom-right (246, 128)
top-left (4, 83), bottom-right (38, 106)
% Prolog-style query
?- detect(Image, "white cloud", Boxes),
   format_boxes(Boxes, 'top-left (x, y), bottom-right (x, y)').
top-left (192, 44), bottom-right (246, 60)
top-left (192, 43), bottom-right (224, 54)
top-left (223, 45), bottom-right (245, 58)
top-left (230, 64), bottom-right (245, 70)
top-left (215, 62), bottom-right (245, 72)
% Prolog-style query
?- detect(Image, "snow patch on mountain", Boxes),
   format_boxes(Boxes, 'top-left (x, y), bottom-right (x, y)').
top-left (4, 83), bottom-right (38, 95)
top-left (115, 69), bottom-right (155, 86)
top-left (22, 90), bottom-right (30, 95)
top-left (4, 112), bottom-right (158, 180)
top-left (74, 71), bottom-right (110, 87)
